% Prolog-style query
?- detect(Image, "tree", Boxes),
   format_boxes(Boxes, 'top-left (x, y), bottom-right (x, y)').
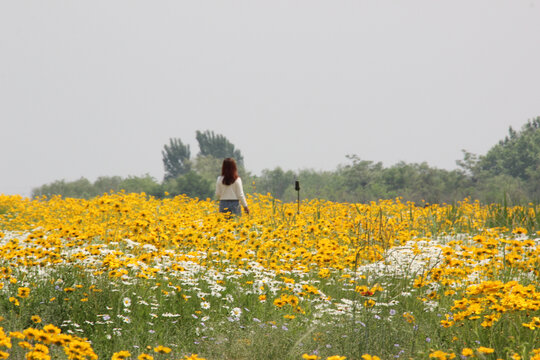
top-left (193, 155), bottom-right (223, 184)
top-left (456, 150), bottom-right (480, 177)
top-left (163, 171), bottom-right (212, 199)
top-left (162, 138), bottom-right (191, 181)
top-left (255, 167), bottom-right (296, 200)
top-left (119, 175), bottom-right (163, 197)
top-left (289, 169), bottom-right (343, 201)
top-left (32, 178), bottom-right (95, 199)
top-left (337, 155), bottom-right (385, 202)
top-left (195, 130), bottom-right (244, 167)
top-left (476, 174), bottom-right (528, 204)
top-left (476, 117), bottom-right (540, 181)
top-left (525, 164), bottom-right (540, 201)
top-left (93, 176), bottom-right (123, 195)
top-left (340, 155), bottom-right (383, 188)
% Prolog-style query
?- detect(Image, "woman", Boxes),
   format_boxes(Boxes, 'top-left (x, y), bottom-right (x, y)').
top-left (215, 158), bottom-right (249, 216)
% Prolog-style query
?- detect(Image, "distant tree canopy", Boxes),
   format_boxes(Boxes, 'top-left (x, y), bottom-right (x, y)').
top-left (251, 117), bottom-right (540, 204)
top-left (163, 171), bottom-right (212, 200)
top-left (475, 118), bottom-right (540, 182)
top-left (195, 130), bottom-right (244, 167)
top-left (162, 138), bottom-right (191, 181)
top-left (32, 175), bottom-right (162, 199)
top-left (32, 118), bottom-right (540, 204)
top-left (161, 131), bottom-right (245, 198)
top-left (33, 131), bottom-right (246, 200)
top-left (255, 167), bottom-right (296, 200)
top-left (33, 178), bottom-right (95, 199)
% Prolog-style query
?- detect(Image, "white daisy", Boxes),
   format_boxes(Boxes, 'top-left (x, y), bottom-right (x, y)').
top-left (230, 307), bottom-right (242, 318)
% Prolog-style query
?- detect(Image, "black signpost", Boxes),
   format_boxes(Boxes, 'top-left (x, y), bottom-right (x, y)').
top-left (295, 180), bottom-right (300, 214)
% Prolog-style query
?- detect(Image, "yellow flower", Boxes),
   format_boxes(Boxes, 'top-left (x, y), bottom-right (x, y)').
top-left (302, 354), bottom-right (320, 360)
top-left (9, 297), bottom-right (19, 306)
top-left (429, 350), bottom-right (456, 360)
top-left (326, 356), bottom-right (346, 360)
top-left (522, 316), bottom-right (540, 330)
top-left (34, 343), bottom-right (49, 354)
top-left (512, 227), bottom-right (527, 235)
top-left (403, 312), bottom-right (415, 323)
top-left (138, 354), bottom-right (154, 360)
top-left (63, 339), bottom-right (98, 360)
top-left (9, 331), bottom-right (24, 339)
top-left (26, 350), bottom-right (51, 360)
top-left (17, 287), bottom-right (31, 298)
top-left (19, 341), bottom-right (33, 350)
top-left (183, 355), bottom-right (206, 360)
top-left (440, 319), bottom-right (454, 328)
top-left (364, 299), bottom-right (376, 308)
top-left (112, 351), bottom-right (131, 360)
top-left (43, 324), bottom-right (61, 335)
top-left (361, 355), bottom-right (381, 360)
top-left (154, 345), bottom-right (171, 354)
top-left (36, 331), bottom-right (52, 344)
top-left (31, 315), bottom-right (42, 324)
top-left (461, 348), bottom-right (474, 357)
top-left (318, 268), bottom-right (330, 278)
top-left (0, 330), bottom-right (11, 349)
top-left (477, 347), bottom-right (495, 354)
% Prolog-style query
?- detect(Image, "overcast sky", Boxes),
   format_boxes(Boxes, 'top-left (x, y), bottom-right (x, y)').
top-left (1, 1), bottom-right (539, 197)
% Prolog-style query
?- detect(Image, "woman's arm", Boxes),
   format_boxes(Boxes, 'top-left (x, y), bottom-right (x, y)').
top-left (215, 177), bottom-right (223, 199)
top-left (233, 178), bottom-right (249, 214)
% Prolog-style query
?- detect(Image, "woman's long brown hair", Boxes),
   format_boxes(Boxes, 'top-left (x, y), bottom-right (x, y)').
top-left (221, 158), bottom-right (239, 185)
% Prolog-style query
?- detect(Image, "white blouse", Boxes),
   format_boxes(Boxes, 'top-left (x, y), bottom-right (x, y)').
top-left (215, 176), bottom-right (248, 208)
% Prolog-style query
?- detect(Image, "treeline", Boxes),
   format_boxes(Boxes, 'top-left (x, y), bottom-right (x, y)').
top-left (33, 130), bottom-right (241, 201)
top-left (32, 118), bottom-right (540, 204)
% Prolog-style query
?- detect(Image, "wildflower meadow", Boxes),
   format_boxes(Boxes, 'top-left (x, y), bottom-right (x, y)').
top-left (0, 193), bottom-right (538, 360)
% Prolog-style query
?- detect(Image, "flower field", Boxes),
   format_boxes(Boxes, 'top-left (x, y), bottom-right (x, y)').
top-left (0, 193), bottom-right (538, 360)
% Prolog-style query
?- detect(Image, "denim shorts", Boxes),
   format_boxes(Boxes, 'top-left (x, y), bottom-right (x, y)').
top-left (219, 200), bottom-right (241, 216)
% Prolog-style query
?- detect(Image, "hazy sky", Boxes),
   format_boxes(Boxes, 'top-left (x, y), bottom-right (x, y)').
top-left (1, 1), bottom-right (539, 197)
